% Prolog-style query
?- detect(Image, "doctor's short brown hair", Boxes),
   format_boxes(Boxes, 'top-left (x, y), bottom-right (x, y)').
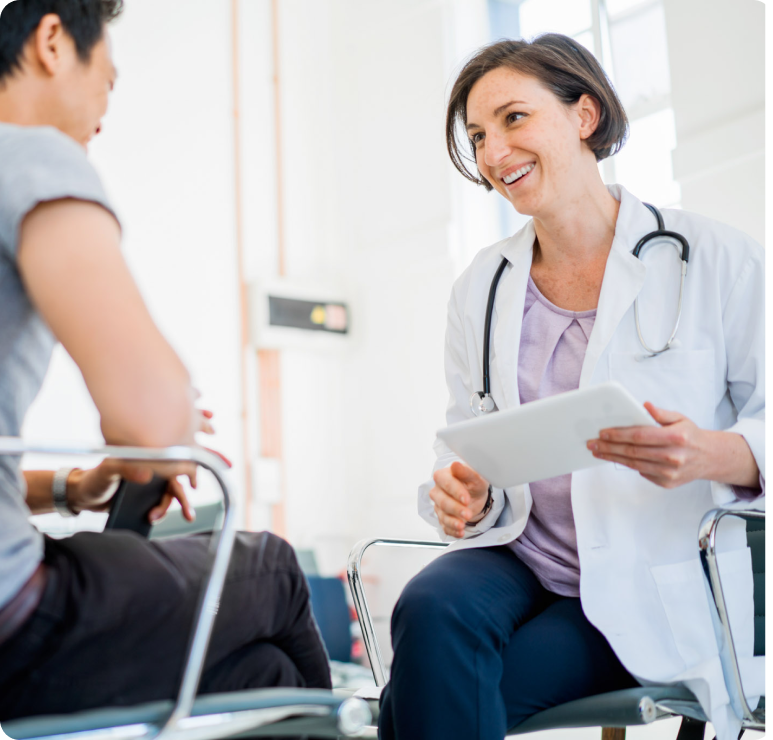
top-left (446, 34), bottom-right (629, 191)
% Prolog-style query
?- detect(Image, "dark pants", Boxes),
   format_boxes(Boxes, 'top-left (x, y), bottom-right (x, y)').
top-left (0, 530), bottom-right (331, 720)
top-left (379, 546), bottom-right (637, 740)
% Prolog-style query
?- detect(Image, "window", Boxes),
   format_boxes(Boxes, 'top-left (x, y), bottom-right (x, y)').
top-left (486, 0), bottom-right (680, 239)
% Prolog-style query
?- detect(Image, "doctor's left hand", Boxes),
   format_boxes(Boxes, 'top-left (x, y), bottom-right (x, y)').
top-left (586, 402), bottom-right (757, 489)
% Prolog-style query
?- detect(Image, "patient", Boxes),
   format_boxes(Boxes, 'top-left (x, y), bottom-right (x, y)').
top-left (0, 0), bottom-right (330, 719)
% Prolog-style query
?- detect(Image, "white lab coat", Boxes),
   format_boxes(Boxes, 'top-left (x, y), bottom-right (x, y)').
top-left (418, 185), bottom-right (765, 740)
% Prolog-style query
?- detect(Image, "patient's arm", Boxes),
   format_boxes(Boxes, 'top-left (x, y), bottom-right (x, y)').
top-left (24, 471), bottom-right (58, 515)
top-left (23, 410), bottom-right (222, 519)
top-left (24, 461), bottom-right (196, 520)
top-left (17, 199), bottom-right (197, 448)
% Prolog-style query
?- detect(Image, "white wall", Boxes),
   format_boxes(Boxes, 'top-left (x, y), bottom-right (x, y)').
top-left (663, 0), bottom-right (764, 244)
top-left (253, 0), bottom-right (499, 575)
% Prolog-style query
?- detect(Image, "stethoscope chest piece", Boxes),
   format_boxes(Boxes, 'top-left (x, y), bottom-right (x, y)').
top-left (470, 391), bottom-right (496, 417)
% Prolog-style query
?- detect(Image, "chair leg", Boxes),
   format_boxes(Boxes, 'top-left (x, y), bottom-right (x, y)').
top-left (601, 728), bottom-right (626, 740)
top-left (675, 717), bottom-right (706, 740)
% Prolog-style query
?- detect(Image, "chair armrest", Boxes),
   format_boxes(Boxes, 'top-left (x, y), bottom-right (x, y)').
top-left (698, 507), bottom-right (765, 729)
top-left (0, 438), bottom-right (235, 738)
top-left (346, 538), bottom-right (448, 687)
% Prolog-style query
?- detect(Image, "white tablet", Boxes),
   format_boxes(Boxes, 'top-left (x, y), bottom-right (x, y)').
top-left (436, 381), bottom-right (657, 489)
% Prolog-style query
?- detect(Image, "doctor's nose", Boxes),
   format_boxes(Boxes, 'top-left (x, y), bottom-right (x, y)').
top-left (483, 131), bottom-right (512, 168)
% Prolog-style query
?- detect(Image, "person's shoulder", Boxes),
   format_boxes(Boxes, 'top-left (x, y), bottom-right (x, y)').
top-left (661, 206), bottom-right (763, 264)
top-left (0, 123), bottom-right (113, 258)
top-left (0, 122), bottom-right (89, 169)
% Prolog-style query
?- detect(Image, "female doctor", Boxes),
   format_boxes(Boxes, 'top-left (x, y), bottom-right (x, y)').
top-left (378, 34), bottom-right (764, 740)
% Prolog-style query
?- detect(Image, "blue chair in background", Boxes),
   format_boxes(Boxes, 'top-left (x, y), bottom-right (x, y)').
top-left (306, 576), bottom-right (353, 664)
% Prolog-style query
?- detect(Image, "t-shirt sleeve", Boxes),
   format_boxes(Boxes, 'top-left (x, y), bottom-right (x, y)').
top-left (0, 125), bottom-right (119, 262)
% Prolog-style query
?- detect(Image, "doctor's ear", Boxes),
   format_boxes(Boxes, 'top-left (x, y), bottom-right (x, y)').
top-left (575, 94), bottom-right (602, 141)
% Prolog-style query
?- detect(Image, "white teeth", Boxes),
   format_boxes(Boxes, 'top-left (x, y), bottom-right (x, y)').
top-left (503, 163), bottom-right (534, 184)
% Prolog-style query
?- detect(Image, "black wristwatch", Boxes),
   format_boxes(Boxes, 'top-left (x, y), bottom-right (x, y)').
top-left (466, 485), bottom-right (493, 527)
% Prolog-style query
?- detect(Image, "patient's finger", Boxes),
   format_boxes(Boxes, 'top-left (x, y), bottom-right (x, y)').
top-left (187, 465), bottom-right (198, 490)
top-left (112, 461), bottom-right (153, 485)
top-left (144, 460), bottom-right (197, 486)
top-left (148, 491), bottom-right (173, 523)
top-left (148, 478), bottom-right (195, 523)
top-left (197, 409), bottom-right (215, 435)
top-left (169, 477), bottom-right (196, 521)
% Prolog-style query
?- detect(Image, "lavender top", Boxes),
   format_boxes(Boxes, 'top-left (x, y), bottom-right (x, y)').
top-left (509, 276), bottom-right (595, 597)
top-left (509, 275), bottom-right (763, 598)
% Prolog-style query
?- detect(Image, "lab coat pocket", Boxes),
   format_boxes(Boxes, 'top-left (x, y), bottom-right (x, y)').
top-left (650, 557), bottom-right (717, 671)
top-left (608, 350), bottom-right (715, 430)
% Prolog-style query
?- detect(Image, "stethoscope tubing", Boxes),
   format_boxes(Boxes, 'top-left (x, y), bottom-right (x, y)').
top-left (470, 203), bottom-right (691, 415)
top-left (482, 257), bottom-right (509, 396)
top-left (633, 204), bottom-right (690, 356)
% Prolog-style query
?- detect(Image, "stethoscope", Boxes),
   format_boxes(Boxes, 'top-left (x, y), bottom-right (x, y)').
top-left (470, 203), bottom-right (691, 417)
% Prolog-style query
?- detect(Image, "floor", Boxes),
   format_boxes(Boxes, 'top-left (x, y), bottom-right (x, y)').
top-left (512, 722), bottom-right (764, 740)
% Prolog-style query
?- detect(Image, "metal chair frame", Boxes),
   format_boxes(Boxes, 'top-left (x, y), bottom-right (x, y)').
top-left (347, 506), bottom-right (765, 736)
top-left (698, 508), bottom-right (765, 730)
top-left (0, 437), bottom-right (369, 740)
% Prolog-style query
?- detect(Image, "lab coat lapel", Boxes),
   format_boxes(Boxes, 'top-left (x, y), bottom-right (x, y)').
top-left (579, 186), bottom-right (650, 387)
top-left (493, 222), bottom-right (535, 409)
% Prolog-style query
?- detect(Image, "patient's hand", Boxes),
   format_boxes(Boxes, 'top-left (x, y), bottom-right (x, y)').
top-left (68, 405), bottom-right (230, 522)
top-left (430, 462), bottom-right (490, 538)
top-left (67, 458), bottom-right (197, 522)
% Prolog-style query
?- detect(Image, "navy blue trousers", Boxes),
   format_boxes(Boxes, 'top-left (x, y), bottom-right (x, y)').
top-left (378, 546), bottom-right (637, 740)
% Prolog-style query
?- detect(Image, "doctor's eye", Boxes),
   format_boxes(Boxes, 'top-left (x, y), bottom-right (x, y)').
top-left (507, 112), bottom-right (526, 125)
top-left (469, 132), bottom-right (485, 147)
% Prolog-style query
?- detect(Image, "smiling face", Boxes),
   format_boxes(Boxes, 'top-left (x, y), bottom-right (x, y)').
top-left (465, 66), bottom-right (600, 220)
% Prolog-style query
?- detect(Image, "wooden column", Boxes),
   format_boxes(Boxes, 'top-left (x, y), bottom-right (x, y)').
top-left (258, 348), bottom-right (286, 537)
top-left (601, 728), bottom-right (626, 740)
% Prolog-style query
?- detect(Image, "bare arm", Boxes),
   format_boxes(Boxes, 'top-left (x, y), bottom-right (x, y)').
top-left (24, 471), bottom-right (57, 515)
top-left (17, 199), bottom-right (196, 447)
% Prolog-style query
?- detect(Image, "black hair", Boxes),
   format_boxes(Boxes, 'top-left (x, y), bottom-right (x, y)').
top-left (447, 34), bottom-right (629, 190)
top-left (0, 0), bottom-right (123, 83)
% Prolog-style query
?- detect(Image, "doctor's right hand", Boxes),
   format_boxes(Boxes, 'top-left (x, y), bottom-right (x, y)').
top-left (430, 462), bottom-right (490, 539)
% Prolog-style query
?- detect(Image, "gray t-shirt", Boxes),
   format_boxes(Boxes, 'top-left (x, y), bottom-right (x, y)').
top-left (0, 122), bottom-right (117, 609)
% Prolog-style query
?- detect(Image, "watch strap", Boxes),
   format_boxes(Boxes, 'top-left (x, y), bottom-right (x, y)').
top-left (479, 485), bottom-right (494, 517)
top-left (466, 485), bottom-right (494, 527)
top-left (52, 468), bottom-right (78, 517)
